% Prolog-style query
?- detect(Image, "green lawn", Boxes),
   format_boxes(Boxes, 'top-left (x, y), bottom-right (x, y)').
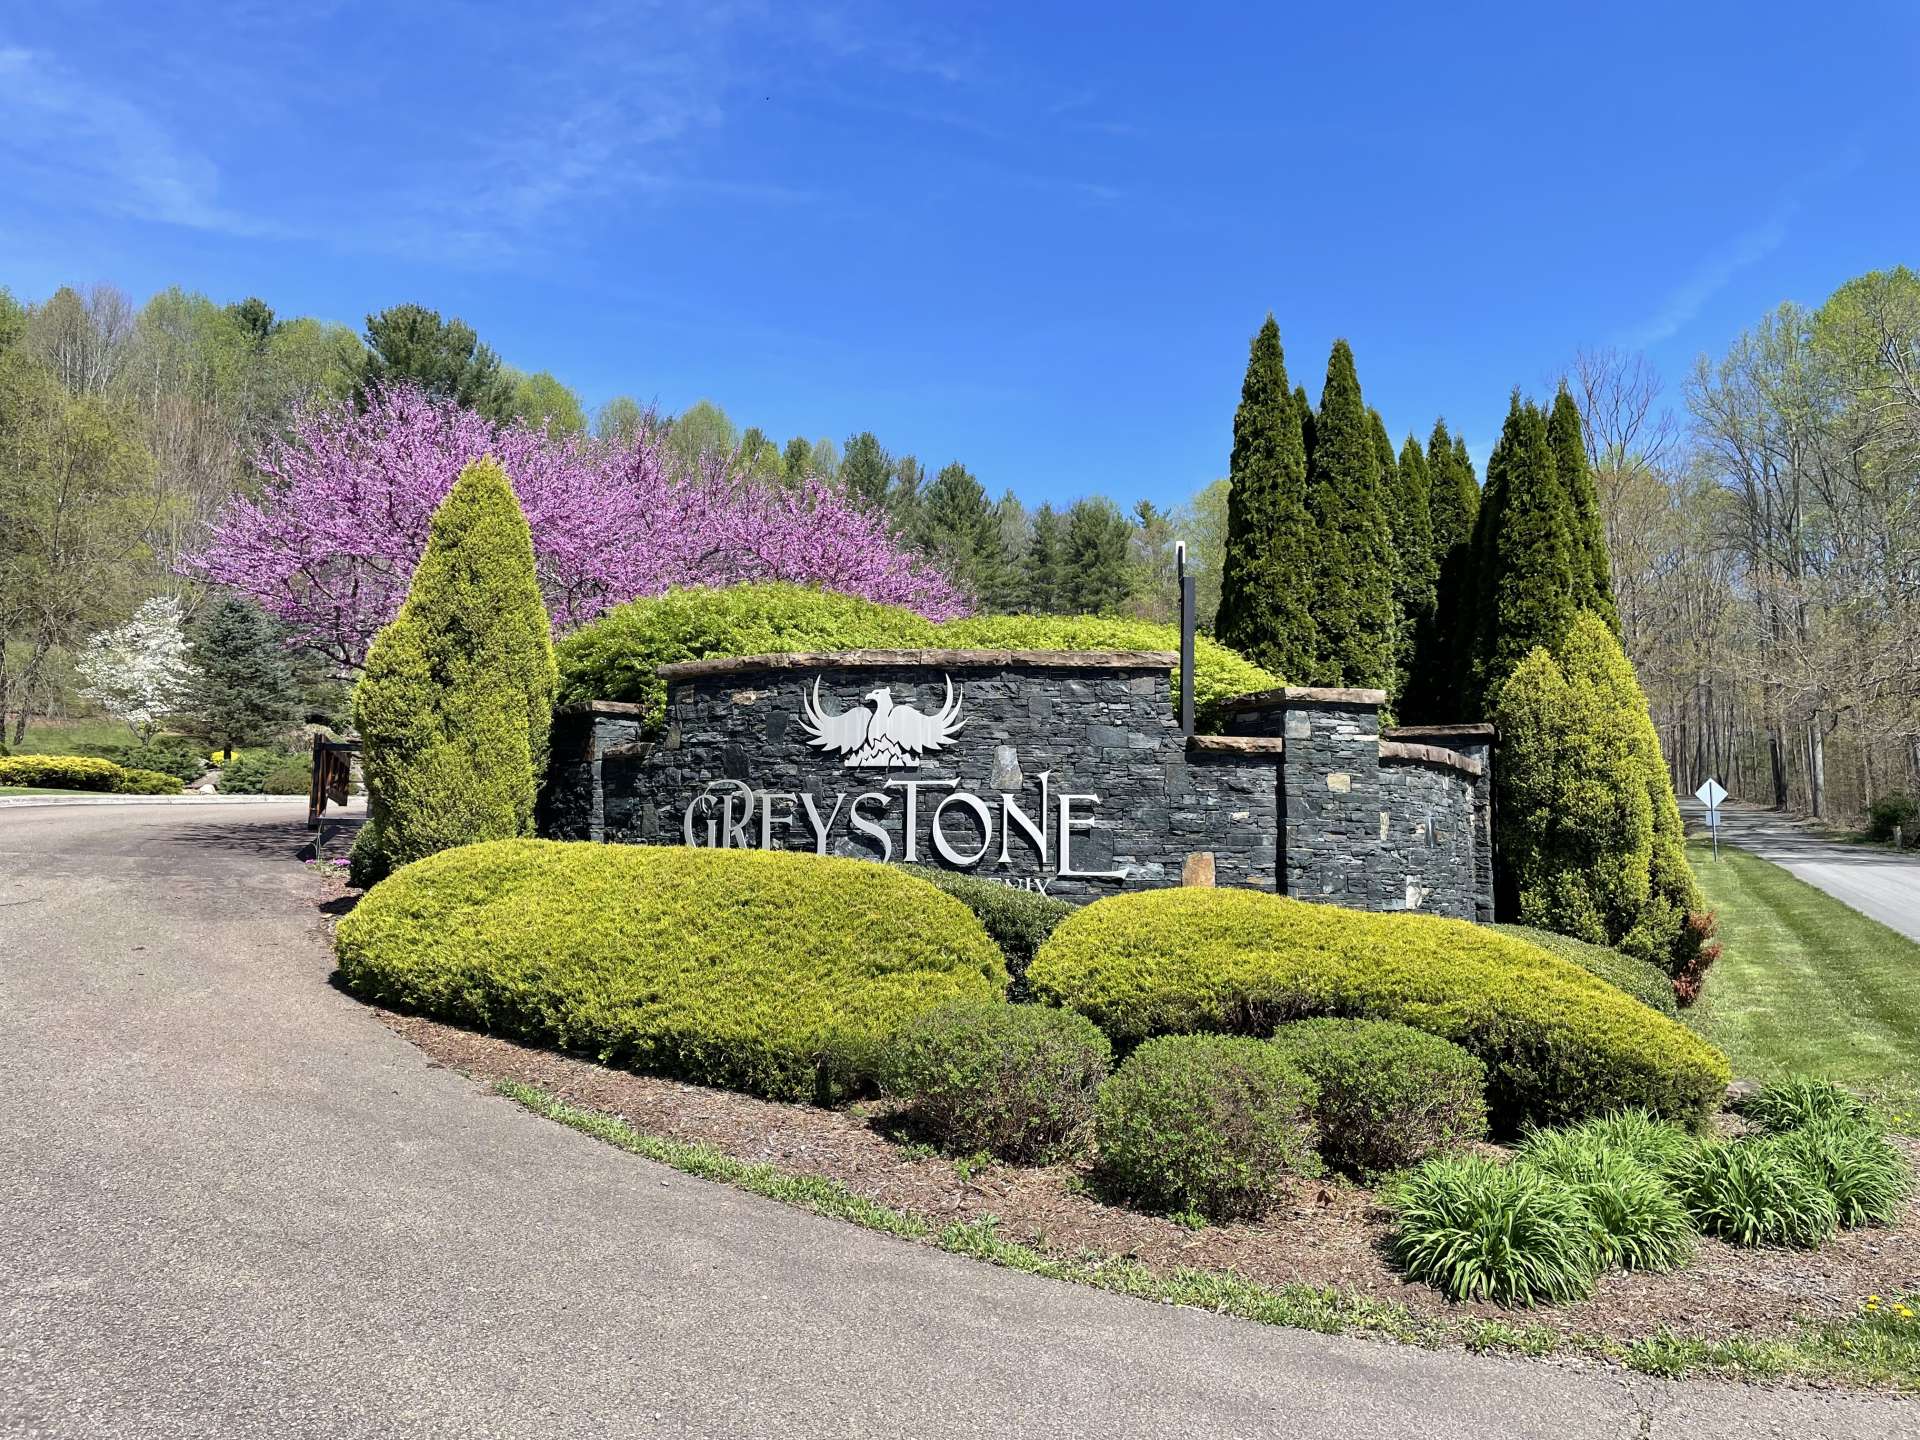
top-left (1688, 840), bottom-right (1920, 1127)
top-left (5, 718), bottom-right (137, 755)
top-left (0, 786), bottom-right (79, 796)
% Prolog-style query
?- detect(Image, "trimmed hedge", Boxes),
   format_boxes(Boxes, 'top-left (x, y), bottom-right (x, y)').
top-left (553, 582), bottom-right (1280, 731)
top-left (881, 1001), bottom-right (1110, 1163)
top-left (1492, 924), bottom-right (1678, 1017)
top-left (1270, 1018), bottom-right (1487, 1177)
top-left (1029, 888), bottom-right (1731, 1131)
top-left (0, 754), bottom-right (182, 794)
top-left (902, 866), bottom-right (1073, 996)
top-left (1094, 1034), bottom-right (1320, 1220)
top-left (334, 841), bottom-right (1007, 1103)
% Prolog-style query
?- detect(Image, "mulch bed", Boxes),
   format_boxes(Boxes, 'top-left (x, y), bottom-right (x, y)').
top-left (372, 1006), bottom-right (1920, 1343)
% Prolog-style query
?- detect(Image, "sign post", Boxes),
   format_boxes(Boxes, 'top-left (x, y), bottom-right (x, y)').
top-left (1694, 777), bottom-right (1728, 861)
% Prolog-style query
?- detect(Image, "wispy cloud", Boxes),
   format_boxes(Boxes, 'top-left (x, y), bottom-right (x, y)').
top-left (0, 45), bottom-right (266, 235)
top-left (1620, 209), bottom-right (1794, 348)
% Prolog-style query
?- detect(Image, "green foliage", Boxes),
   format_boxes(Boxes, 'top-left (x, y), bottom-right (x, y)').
top-left (1546, 387), bottom-right (1618, 632)
top-left (1215, 315), bottom-right (1317, 681)
top-left (184, 594), bottom-right (300, 754)
top-left (1674, 1138), bottom-right (1840, 1248)
top-left (915, 461), bottom-right (1019, 611)
top-left (1775, 1118), bottom-right (1911, 1227)
top-left (1389, 429), bottom-right (1437, 696)
top-left (351, 458), bottom-right (557, 883)
top-left (1094, 1034), bottom-right (1320, 1220)
top-left (1469, 395), bottom-right (1575, 704)
top-left (508, 370), bottom-right (587, 438)
top-left (555, 584), bottom-right (1280, 731)
top-left (0, 753), bottom-right (179, 793)
top-left (1404, 418), bottom-right (1481, 723)
top-left (1027, 887), bottom-right (1731, 1131)
top-left (839, 431), bottom-right (893, 507)
top-left (1867, 792), bottom-right (1918, 845)
top-left (1388, 1156), bottom-right (1600, 1305)
top-left (216, 747), bottom-right (308, 795)
top-left (1269, 1018), bottom-right (1487, 1177)
top-left (1738, 1075), bottom-right (1874, 1133)
top-left (881, 1001), bottom-right (1111, 1163)
top-left (108, 738), bottom-right (208, 784)
top-left (356, 303), bottom-right (514, 421)
top-left (901, 866), bottom-right (1073, 996)
top-left (334, 840), bottom-right (1008, 1102)
top-left (1022, 504), bottom-right (1064, 613)
top-left (1304, 341), bottom-right (1397, 689)
top-left (1493, 613), bottom-right (1711, 987)
top-left (1526, 1109), bottom-right (1700, 1176)
top-left (1515, 1134), bottom-right (1695, 1271)
top-left (1058, 497), bottom-right (1135, 615)
top-left (1492, 924), bottom-right (1678, 1016)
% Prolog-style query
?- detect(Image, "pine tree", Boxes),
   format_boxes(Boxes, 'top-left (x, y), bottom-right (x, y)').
top-left (1059, 497), bottom-right (1135, 613)
top-left (1305, 341), bottom-right (1397, 688)
top-left (1215, 316), bottom-right (1317, 679)
top-left (915, 462), bottom-right (1015, 611)
top-left (840, 431), bottom-right (893, 508)
top-left (184, 595), bottom-right (300, 759)
top-left (1468, 395), bottom-right (1575, 707)
top-left (1025, 503), bottom-right (1064, 613)
top-left (1390, 430), bottom-right (1437, 701)
top-left (350, 457), bottom-right (558, 885)
top-left (782, 435), bottom-right (814, 483)
top-left (1546, 386), bottom-right (1619, 632)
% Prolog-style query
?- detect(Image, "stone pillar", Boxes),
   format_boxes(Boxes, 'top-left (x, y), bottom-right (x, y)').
top-left (1277, 687), bottom-right (1386, 907)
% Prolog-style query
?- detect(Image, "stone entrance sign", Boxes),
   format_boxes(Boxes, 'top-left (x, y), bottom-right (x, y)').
top-left (540, 649), bottom-right (1494, 918)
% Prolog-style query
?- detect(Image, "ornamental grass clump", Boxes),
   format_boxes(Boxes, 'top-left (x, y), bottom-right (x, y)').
top-left (1388, 1156), bottom-right (1599, 1306)
top-left (1516, 1134), bottom-right (1694, 1272)
top-left (1029, 887), bottom-right (1730, 1132)
top-left (1269, 1018), bottom-right (1487, 1178)
top-left (1093, 1034), bottom-right (1319, 1221)
top-left (1775, 1119), bottom-right (1911, 1228)
top-left (1739, 1075), bottom-right (1874, 1134)
top-left (334, 841), bottom-right (1008, 1104)
top-left (1674, 1138), bottom-right (1840, 1248)
top-left (881, 1001), bottom-right (1110, 1163)
top-left (1530, 1109), bottom-right (1699, 1177)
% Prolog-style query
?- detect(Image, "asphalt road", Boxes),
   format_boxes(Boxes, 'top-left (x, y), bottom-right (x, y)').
top-left (1688, 800), bottom-right (1920, 943)
top-left (2, 803), bottom-right (1910, 1438)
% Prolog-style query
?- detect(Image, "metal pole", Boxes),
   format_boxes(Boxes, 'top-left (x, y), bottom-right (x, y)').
top-left (1176, 542), bottom-right (1195, 738)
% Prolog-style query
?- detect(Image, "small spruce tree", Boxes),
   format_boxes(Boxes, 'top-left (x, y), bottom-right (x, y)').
top-left (350, 457), bottom-right (557, 885)
top-left (185, 595), bottom-right (301, 760)
top-left (1215, 316), bottom-right (1317, 680)
top-left (1305, 341), bottom-right (1397, 688)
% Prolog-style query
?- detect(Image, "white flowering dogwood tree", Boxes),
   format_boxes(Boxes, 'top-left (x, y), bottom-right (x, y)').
top-left (75, 597), bottom-right (202, 743)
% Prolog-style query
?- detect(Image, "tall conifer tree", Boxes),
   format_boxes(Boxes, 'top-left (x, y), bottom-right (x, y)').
top-left (1305, 342), bottom-right (1397, 688)
top-left (1390, 431), bottom-right (1437, 701)
top-left (1402, 418), bottom-right (1483, 720)
top-left (1546, 386), bottom-right (1619, 632)
top-left (1025, 503), bottom-right (1064, 613)
top-left (1468, 395), bottom-right (1575, 707)
top-left (1295, 384), bottom-right (1316, 477)
top-left (1216, 316), bottom-right (1316, 679)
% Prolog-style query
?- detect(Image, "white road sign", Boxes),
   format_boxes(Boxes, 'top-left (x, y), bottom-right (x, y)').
top-left (1695, 778), bottom-right (1728, 809)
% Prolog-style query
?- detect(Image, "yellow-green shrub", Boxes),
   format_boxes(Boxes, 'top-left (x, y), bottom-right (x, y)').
top-left (1028, 888), bottom-right (1730, 1131)
top-left (553, 582), bottom-right (1279, 731)
top-left (334, 841), bottom-right (1008, 1102)
top-left (1491, 923), bottom-right (1678, 1017)
top-left (0, 754), bottom-right (180, 793)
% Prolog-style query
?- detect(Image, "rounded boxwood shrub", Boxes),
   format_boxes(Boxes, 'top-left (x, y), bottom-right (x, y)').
top-left (1738, 1074), bottom-right (1873, 1134)
top-left (334, 841), bottom-right (1007, 1103)
top-left (1029, 888), bottom-right (1730, 1132)
top-left (881, 1001), bottom-right (1110, 1163)
top-left (1775, 1118), bottom-right (1910, 1228)
top-left (902, 866), bottom-right (1073, 996)
top-left (1491, 924), bottom-right (1678, 1017)
top-left (1389, 1156), bottom-right (1600, 1306)
top-left (1673, 1138), bottom-right (1840, 1248)
top-left (1269, 1018), bottom-right (1487, 1177)
top-left (1094, 1034), bottom-right (1319, 1220)
top-left (1515, 1135), bottom-right (1694, 1271)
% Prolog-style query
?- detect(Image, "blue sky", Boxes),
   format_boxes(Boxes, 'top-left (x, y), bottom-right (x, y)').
top-left (3, 2), bottom-right (1916, 509)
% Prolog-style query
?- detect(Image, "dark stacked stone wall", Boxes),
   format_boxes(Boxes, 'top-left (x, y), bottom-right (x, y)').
top-left (540, 653), bottom-right (1488, 918)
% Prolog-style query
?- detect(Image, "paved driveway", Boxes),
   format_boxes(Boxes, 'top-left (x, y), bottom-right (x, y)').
top-left (1, 803), bottom-right (1909, 1437)
top-left (1688, 801), bottom-right (1920, 943)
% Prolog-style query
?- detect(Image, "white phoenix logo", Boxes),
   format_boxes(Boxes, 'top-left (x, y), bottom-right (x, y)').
top-left (798, 676), bottom-right (966, 769)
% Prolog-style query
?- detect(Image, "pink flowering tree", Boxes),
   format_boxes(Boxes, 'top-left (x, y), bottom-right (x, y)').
top-left (187, 386), bottom-right (968, 670)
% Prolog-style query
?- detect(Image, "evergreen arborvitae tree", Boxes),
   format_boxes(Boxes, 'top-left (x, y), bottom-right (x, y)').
top-left (915, 462), bottom-right (1017, 611)
top-left (1468, 395), bottom-right (1575, 708)
top-left (1059, 497), bottom-right (1135, 614)
top-left (1401, 418), bottom-right (1482, 720)
top-left (1295, 384), bottom-right (1316, 476)
top-left (1215, 316), bottom-right (1317, 679)
top-left (1390, 430), bottom-right (1437, 702)
top-left (1304, 341), bottom-right (1397, 688)
top-left (1546, 386), bottom-right (1619, 632)
top-left (840, 431), bottom-right (893, 508)
top-left (350, 457), bottom-right (558, 885)
top-left (184, 595), bottom-right (301, 760)
top-left (1025, 503), bottom-right (1064, 612)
